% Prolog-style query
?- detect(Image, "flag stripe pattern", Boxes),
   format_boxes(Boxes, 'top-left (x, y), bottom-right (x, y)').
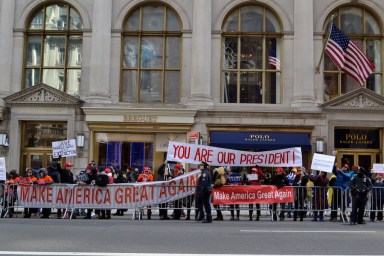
top-left (325, 23), bottom-right (375, 86)
top-left (268, 49), bottom-right (280, 70)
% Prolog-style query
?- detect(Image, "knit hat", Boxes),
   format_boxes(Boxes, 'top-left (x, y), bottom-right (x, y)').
top-left (174, 164), bottom-right (182, 170)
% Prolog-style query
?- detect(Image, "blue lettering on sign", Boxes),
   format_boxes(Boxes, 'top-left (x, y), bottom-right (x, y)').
top-left (228, 173), bottom-right (243, 184)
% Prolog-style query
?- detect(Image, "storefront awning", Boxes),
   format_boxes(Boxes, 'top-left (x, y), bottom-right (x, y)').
top-left (210, 131), bottom-right (311, 150)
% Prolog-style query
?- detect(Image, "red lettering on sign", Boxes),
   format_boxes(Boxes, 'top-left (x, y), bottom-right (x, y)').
top-left (217, 151), bottom-right (235, 165)
top-left (104, 189), bottom-right (111, 204)
top-left (173, 145), bottom-right (191, 159)
top-left (115, 187), bottom-right (123, 204)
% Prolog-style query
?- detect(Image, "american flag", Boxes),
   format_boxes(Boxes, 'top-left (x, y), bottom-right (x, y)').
top-left (325, 23), bottom-right (375, 86)
top-left (268, 49), bottom-right (280, 70)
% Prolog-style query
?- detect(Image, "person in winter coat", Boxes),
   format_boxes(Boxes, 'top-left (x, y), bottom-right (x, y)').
top-left (310, 171), bottom-right (328, 222)
top-left (82, 167), bottom-right (97, 219)
top-left (130, 167), bottom-right (140, 183)
top-left (330, 164), bottom-right (352, 222)
top-left (48, 162), bottom-right (61, 183)
top-left (22, 168), bottom-right (38, 218)
top-left (37, 168), bottom-right (53, 218)
top-left (225, 166), bottom-right (243, 221)
top-left (137, 166), bottom-right (154, 219)
top-left (247, 166), bottom-right (263, 221)
top-left (293, 169), bottom-right (309, 221)
top-left (57, 162), bottom-right (75, 218)
top-left (370, 174), bottom-right (384, 222)
top-left (3, 170), bottom-right (20, 218)
top-left (349, 167), bottom-right (372, 224)
top-left (212, 167), bottom-right (226, 221)
top-left (170, 164), bottom-right (183, 220)
top-left (270, 167), bottom-right (288, 221)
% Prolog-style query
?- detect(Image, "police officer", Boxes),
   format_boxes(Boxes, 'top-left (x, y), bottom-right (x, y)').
top-left (349, 167), bottom-right (372, 225)
top-left (196, 161), bottom-right (212, 223)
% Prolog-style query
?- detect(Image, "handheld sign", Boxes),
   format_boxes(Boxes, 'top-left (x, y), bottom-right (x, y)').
top-left (311, 153), bottom-right (336, 173)
top-left (52, 139), bottom-right (77, 158)
top-left (372, 164), bottom-right (384, 173)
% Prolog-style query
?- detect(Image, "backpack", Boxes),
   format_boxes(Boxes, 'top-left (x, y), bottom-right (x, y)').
top-left (95, 173), bottom-right (109, 187)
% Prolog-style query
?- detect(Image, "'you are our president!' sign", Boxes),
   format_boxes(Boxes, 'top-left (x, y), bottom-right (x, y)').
top-left (52, 139), bottom-right (77, 158)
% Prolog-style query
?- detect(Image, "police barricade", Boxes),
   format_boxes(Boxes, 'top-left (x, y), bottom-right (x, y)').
top-left (344, 187), bottom-right (384, 223)
top-left (1, 183), bottom-right (19, 218)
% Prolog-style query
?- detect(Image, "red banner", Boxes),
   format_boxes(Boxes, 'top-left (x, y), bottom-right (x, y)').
top-left (212, 186), bottom-right (294, 204)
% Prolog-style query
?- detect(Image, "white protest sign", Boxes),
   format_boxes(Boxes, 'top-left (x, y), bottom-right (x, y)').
top-left (311, 153), bottom-right (336, 173)
top-left (0, 157), bottom-right (6, 180)
top-left (372, 164), bottom-right (384, 173)
top-left (52, 139), bottom-right (77, 158)
top-left (167, 141), bottom-right (302, 167)
top-left (247, 174), bottom-right (258, 181)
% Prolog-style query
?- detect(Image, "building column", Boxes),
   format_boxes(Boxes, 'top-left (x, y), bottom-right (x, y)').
top-left (291, 0), bottom-right (317, 108)
top-left (0, 0), bottom-right (15, 106)
top-left (87, 0), bottom-right (112, 103)
top-left (187, 0), bottom-right (213, 106)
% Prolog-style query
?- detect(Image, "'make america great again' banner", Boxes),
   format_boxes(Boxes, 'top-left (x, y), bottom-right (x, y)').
top-left (167, 141), bottom-right (302, 167)
top-left (17, 171), bottom-right (200, 209)
top-left (212, 186), bottom-right (294, 204)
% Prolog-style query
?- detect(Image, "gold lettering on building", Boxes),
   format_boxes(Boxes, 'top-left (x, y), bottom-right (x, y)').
top-left (339, 133), bottom-right (373, 145)
top-left (124, 115), bottom-right (158, 123)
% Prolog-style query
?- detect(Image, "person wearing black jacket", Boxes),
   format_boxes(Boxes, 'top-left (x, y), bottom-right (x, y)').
top-left (83, 167), bottom-right (97, 219)
top-left (196, 161), bottom-right (212, 223)
top-left (270, 167), bottom-right (288, 221)
top-left (57, 162), bottom-right (75, 219)
top-left (113, 170), bottom-right (128, 216)
top-left (157, 161), bottom-right (171, 220)
top-left (349, 167), bottom-right (372, 225)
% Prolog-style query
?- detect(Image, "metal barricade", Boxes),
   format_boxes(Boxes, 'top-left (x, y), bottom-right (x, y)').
top-left (1, 183), bottom-right (19, 218)
top-left (345, 186), bottom-right (384, 223)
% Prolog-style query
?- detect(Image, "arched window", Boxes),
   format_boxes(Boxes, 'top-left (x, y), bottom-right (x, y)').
top-left (121, 4), bottom-right (182, 103)
top-left (24, 3), bottom-right (83, 96)
top-left (221, 5), bottom-right (282, 104)
top-left (323, 6), bottom-right (382, 101)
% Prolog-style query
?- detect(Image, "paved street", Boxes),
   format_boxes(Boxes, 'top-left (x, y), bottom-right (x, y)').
top-left (1, 213), bottom-right (384, 256)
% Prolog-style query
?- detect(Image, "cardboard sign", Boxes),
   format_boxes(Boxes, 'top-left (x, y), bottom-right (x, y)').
top-left (52, 139), bottom-right (77, 158)
top-left (167, 141), bottom-right (302, 167)
top-left (372, 164), bottom-right (384, 173)
top-left (311, 153), bottom-right (336, 173)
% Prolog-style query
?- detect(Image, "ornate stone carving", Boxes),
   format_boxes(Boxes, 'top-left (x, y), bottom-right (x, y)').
top-left (22, 89), bottom-right (66, 103)
top-left (339, 95), bottom-right (384, 108)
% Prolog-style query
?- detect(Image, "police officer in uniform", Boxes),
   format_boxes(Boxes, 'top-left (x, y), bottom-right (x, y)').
top-left (349, 167), bottom-right (372, 225)
top-left (196, 161), bottom-right (212, 223)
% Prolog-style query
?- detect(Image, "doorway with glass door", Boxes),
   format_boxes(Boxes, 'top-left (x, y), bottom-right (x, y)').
top-left (336, 152), bottom-right (381, 172)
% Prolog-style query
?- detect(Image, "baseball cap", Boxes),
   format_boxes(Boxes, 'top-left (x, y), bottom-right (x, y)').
top-left (64, 162), bottom-right (73, 167)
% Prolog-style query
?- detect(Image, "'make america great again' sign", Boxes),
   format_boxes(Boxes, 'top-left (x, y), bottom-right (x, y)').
top-left (167, 141), bottom-right (302, 167)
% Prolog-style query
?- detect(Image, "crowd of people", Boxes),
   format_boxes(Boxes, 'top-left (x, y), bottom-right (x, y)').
top-left (0, 159), bottom-right (382, 225)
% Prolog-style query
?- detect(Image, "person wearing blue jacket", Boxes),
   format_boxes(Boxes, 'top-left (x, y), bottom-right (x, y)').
top-left (330, 164), bottom-right (352, 222)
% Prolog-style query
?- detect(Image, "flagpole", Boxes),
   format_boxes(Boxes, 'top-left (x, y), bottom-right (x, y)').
top-left (315, 15), bottom-right (334, 73)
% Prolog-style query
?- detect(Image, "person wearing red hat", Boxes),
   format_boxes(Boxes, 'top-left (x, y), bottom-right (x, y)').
top-left (247, 166), bottom-right (263, 221)
top-left (171, 164), bottom-right (183, 220)
top-left (137, 166), bottom-right (154, 219)
top-left (270, 167), bottom-right (288, 221)
top-left (57, 162), bottom-right (75, 218)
